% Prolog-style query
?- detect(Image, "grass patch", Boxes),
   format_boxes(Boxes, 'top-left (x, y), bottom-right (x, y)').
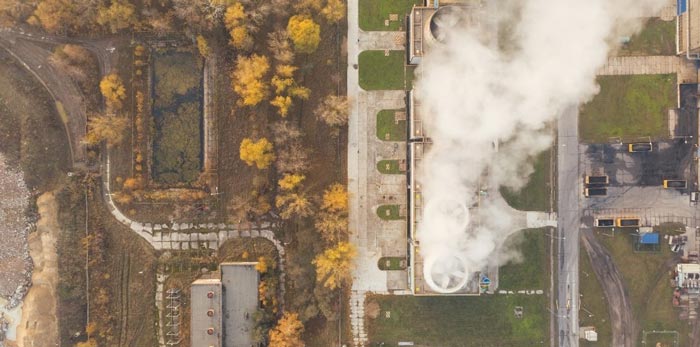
top-left (359, 0), bottom-right (422, 31)
top-left (596, 229), bottom-right (688, 345)
top-left (377, 159), bottom-right (404, 174)
top-left (499, 229), bottom-right (547, 290)
top-left (579, 245), bottom-right (612, 347)
top-left (376, 109), bottom-right (407, 141)
top-left (378, 257), bottom-right (406, 270)
top-left (500, 149), bottom-right (552, 211)
top-left (617, 18), bottom-right (676, 56)
top-left (152, 51), bottom-right (203, 185)
top-left (359, 50), bottom-right (409, 90)
top-left (376, 204), bottom-right (402, 220)
top-left (367, 294), bottom-right (548, 346)
top-left (580, 74), bottom-right (675, 143)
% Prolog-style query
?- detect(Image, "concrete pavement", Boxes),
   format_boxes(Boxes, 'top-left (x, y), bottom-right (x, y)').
top-left (557, 106), bottom-right (581, 347)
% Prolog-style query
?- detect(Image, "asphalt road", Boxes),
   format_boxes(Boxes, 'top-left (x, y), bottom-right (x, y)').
top-left (557, 105), bottom-right (580, 347)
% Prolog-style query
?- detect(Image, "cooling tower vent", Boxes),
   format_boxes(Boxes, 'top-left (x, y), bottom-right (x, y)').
top-left (429, 6), bottom-right (467, 43)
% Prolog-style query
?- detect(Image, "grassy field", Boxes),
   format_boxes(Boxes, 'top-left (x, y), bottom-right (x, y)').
top-left (358, 0), bottom-right (422, 31)
top-left (152, 51), bottom-right (203, 185)
top-left (617, 18), bottom-right (676, 56)
top-left (579, 246), bottom-right (612, 347)
top-left (377, 159), bottom-right (404, 174)
top-left (359, 50), bottom-right (409, 90)
top-left (580, 74), bottom-right (675, 143)
top-left (596, 229), bottom-right (688, 345)
top-left (499, 229), bottom-right (548, 290)
top-left (367, 294), bottom-right (548, 346)
top-left (376, 109), bottom-right (407, 141)
top-left (500, 149), bottom-right (552, 212)
top-left (377, 204), bottom-right (402, 220)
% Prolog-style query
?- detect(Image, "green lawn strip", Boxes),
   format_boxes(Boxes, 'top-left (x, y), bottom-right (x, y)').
top-left (376, 204), bottom-right (402, 220)
top-left (499, 229), bottom-right (547, 290)
top-left (359, 50), bottom-right (407, 90)
top-left (500, 149), bottom-right (551, 211)
top-left (378, 256), bottom-right (406, 270)
top-left (358, 0), bottom-right (422, 31)
top-left (376, 110), bottom-right (407, 141)
top-left (377, 159), bottom-right (404, 174)
top-left (579, 247), bottom-right (612, 347)
top-left (367, 294), bottom-right (548, 346)
top-left (580, 74), bottom-right (675, 143)
top-left (597, 230), bottom-right (689, 345)
top-left (618, 18), bottom-right (676, 56)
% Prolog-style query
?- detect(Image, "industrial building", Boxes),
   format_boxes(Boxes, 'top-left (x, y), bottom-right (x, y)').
top-left (677, 0), bottom-right (700, 58)
top-left (407, 0), bottom-right (487, 64)
top-left (677, 263), bottom-right (700, 293)
top-left (406, 89), bottom-right (484, 295)
top-left (190, 262), bottom-right (260, 347)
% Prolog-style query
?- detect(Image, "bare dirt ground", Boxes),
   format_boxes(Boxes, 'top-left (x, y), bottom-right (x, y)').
top-left (581, 228), bottom-right (637, 347)
top-left (13, 192), bottom-right (59, 347)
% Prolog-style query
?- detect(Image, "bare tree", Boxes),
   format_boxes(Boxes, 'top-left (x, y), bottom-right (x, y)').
top-left (314, 95), bottom-right (350, 129)
top-left (267, 29), bottom-right (295, 64)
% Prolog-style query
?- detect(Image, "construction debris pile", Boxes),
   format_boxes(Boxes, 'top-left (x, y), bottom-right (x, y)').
top-left (0, 155), bottom-right (32, 308)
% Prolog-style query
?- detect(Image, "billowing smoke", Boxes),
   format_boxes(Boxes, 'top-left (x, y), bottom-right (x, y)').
top-left (416, 0), bottom-right (666, 293)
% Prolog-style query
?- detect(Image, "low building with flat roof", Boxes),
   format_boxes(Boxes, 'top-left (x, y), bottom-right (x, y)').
top-left (190, 262), bottom-right (260, 347)
top-left (190, 278), bottom-right (223, 347)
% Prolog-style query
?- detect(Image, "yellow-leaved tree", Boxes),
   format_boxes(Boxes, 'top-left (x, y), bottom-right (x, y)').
top-left (268, 312), bottom-right (304, 347)
top-left (287, 15), bottom-right (320, 54)
top-left (232, 54), bottom-right (270, 106)
top-left (99, 73), bottom-right (126, 110)
top-left (224, 3), bottom-right (252, 50)
top-left (84, 114), bottom-right (128, 147)
top-left (313, 241), bottom-right (357, 289)
top-left (270, 64), bottom-right (310, 117)
top-left (96, 0), bottom-right (136, 33)
top-left (278, 173), bottom-right (305, 191)
top-left (196, 35), bottom-right (210, 57)
top-left (321, 0), bottom-right (345, 23)
top-left (275, 192), bottom-right (313, 219)
top-left (321, 183), bottom-right (348, 212)
top-left (240, 138), bottom-right (274, 169)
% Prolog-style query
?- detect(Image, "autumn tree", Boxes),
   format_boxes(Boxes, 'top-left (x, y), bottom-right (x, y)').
top-left (100, 73), bottom-right (127, 110)
top-left (268, 312), bottom-right (304, 347)
top-left (49, 44), bottom-right (94, 83)
top-left (315, 95), bottom-right (350, 129)
top-left (0, 0), bottom-right (32, 25)
top-left (314, 211), bottom-right (348, 243)
top-left (287, 15), bottom-right (320, 54)
top-left (321, 0), bottom-right (345, 23)
top-left (275, 192), bottom-right (313, 219)
top-left (322, 183), bottom-right (348, 212)
top-left (278, 173), bottom-right (305, 191)
top-left (97, 0), bottom-right (136, 33)
top-left (240, 138), bottom-right (274, 169)
top-left (270, 64), bottom-right (310, 117)
top-left (84, 114), bottom-right (128, 147)
top-left (271, 122), bottom-right (310, 173)
top-left (313, 241), bottom-right (357, 289)
top-left (196, 35), bottom-right (210, 57)
top-left (224, 3), bottom-right (252, 50)
top-left (232, 54), bottom-right (270, 106)
top-left (267, 29), bottom-right (294, 64)
top-left (171, 0), bottom-right (225, 32)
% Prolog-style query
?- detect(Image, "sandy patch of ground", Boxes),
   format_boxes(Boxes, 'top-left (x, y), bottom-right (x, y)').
top-left (13, 192), bottom-right (60, 347)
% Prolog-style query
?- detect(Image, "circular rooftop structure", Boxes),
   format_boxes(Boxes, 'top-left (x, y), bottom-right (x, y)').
top-left (423, 197), bottom-right (470, 234)
top-left (423, 253), bottom-right (471, 293)
top-left (429, 6), bottom-right (467, 42)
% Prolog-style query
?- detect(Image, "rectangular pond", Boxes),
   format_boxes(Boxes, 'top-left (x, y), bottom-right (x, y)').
top-left (151, 51), bottom-right (203, 185)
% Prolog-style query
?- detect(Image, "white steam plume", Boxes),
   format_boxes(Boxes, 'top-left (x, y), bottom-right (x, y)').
top-left (416, 0), bottom-right (666, 293)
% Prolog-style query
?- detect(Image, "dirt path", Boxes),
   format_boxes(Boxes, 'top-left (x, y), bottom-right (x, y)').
top-left (14, 192), bottom-right (60, 347)
top-left (581, 228), bottom-right (637, 347)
